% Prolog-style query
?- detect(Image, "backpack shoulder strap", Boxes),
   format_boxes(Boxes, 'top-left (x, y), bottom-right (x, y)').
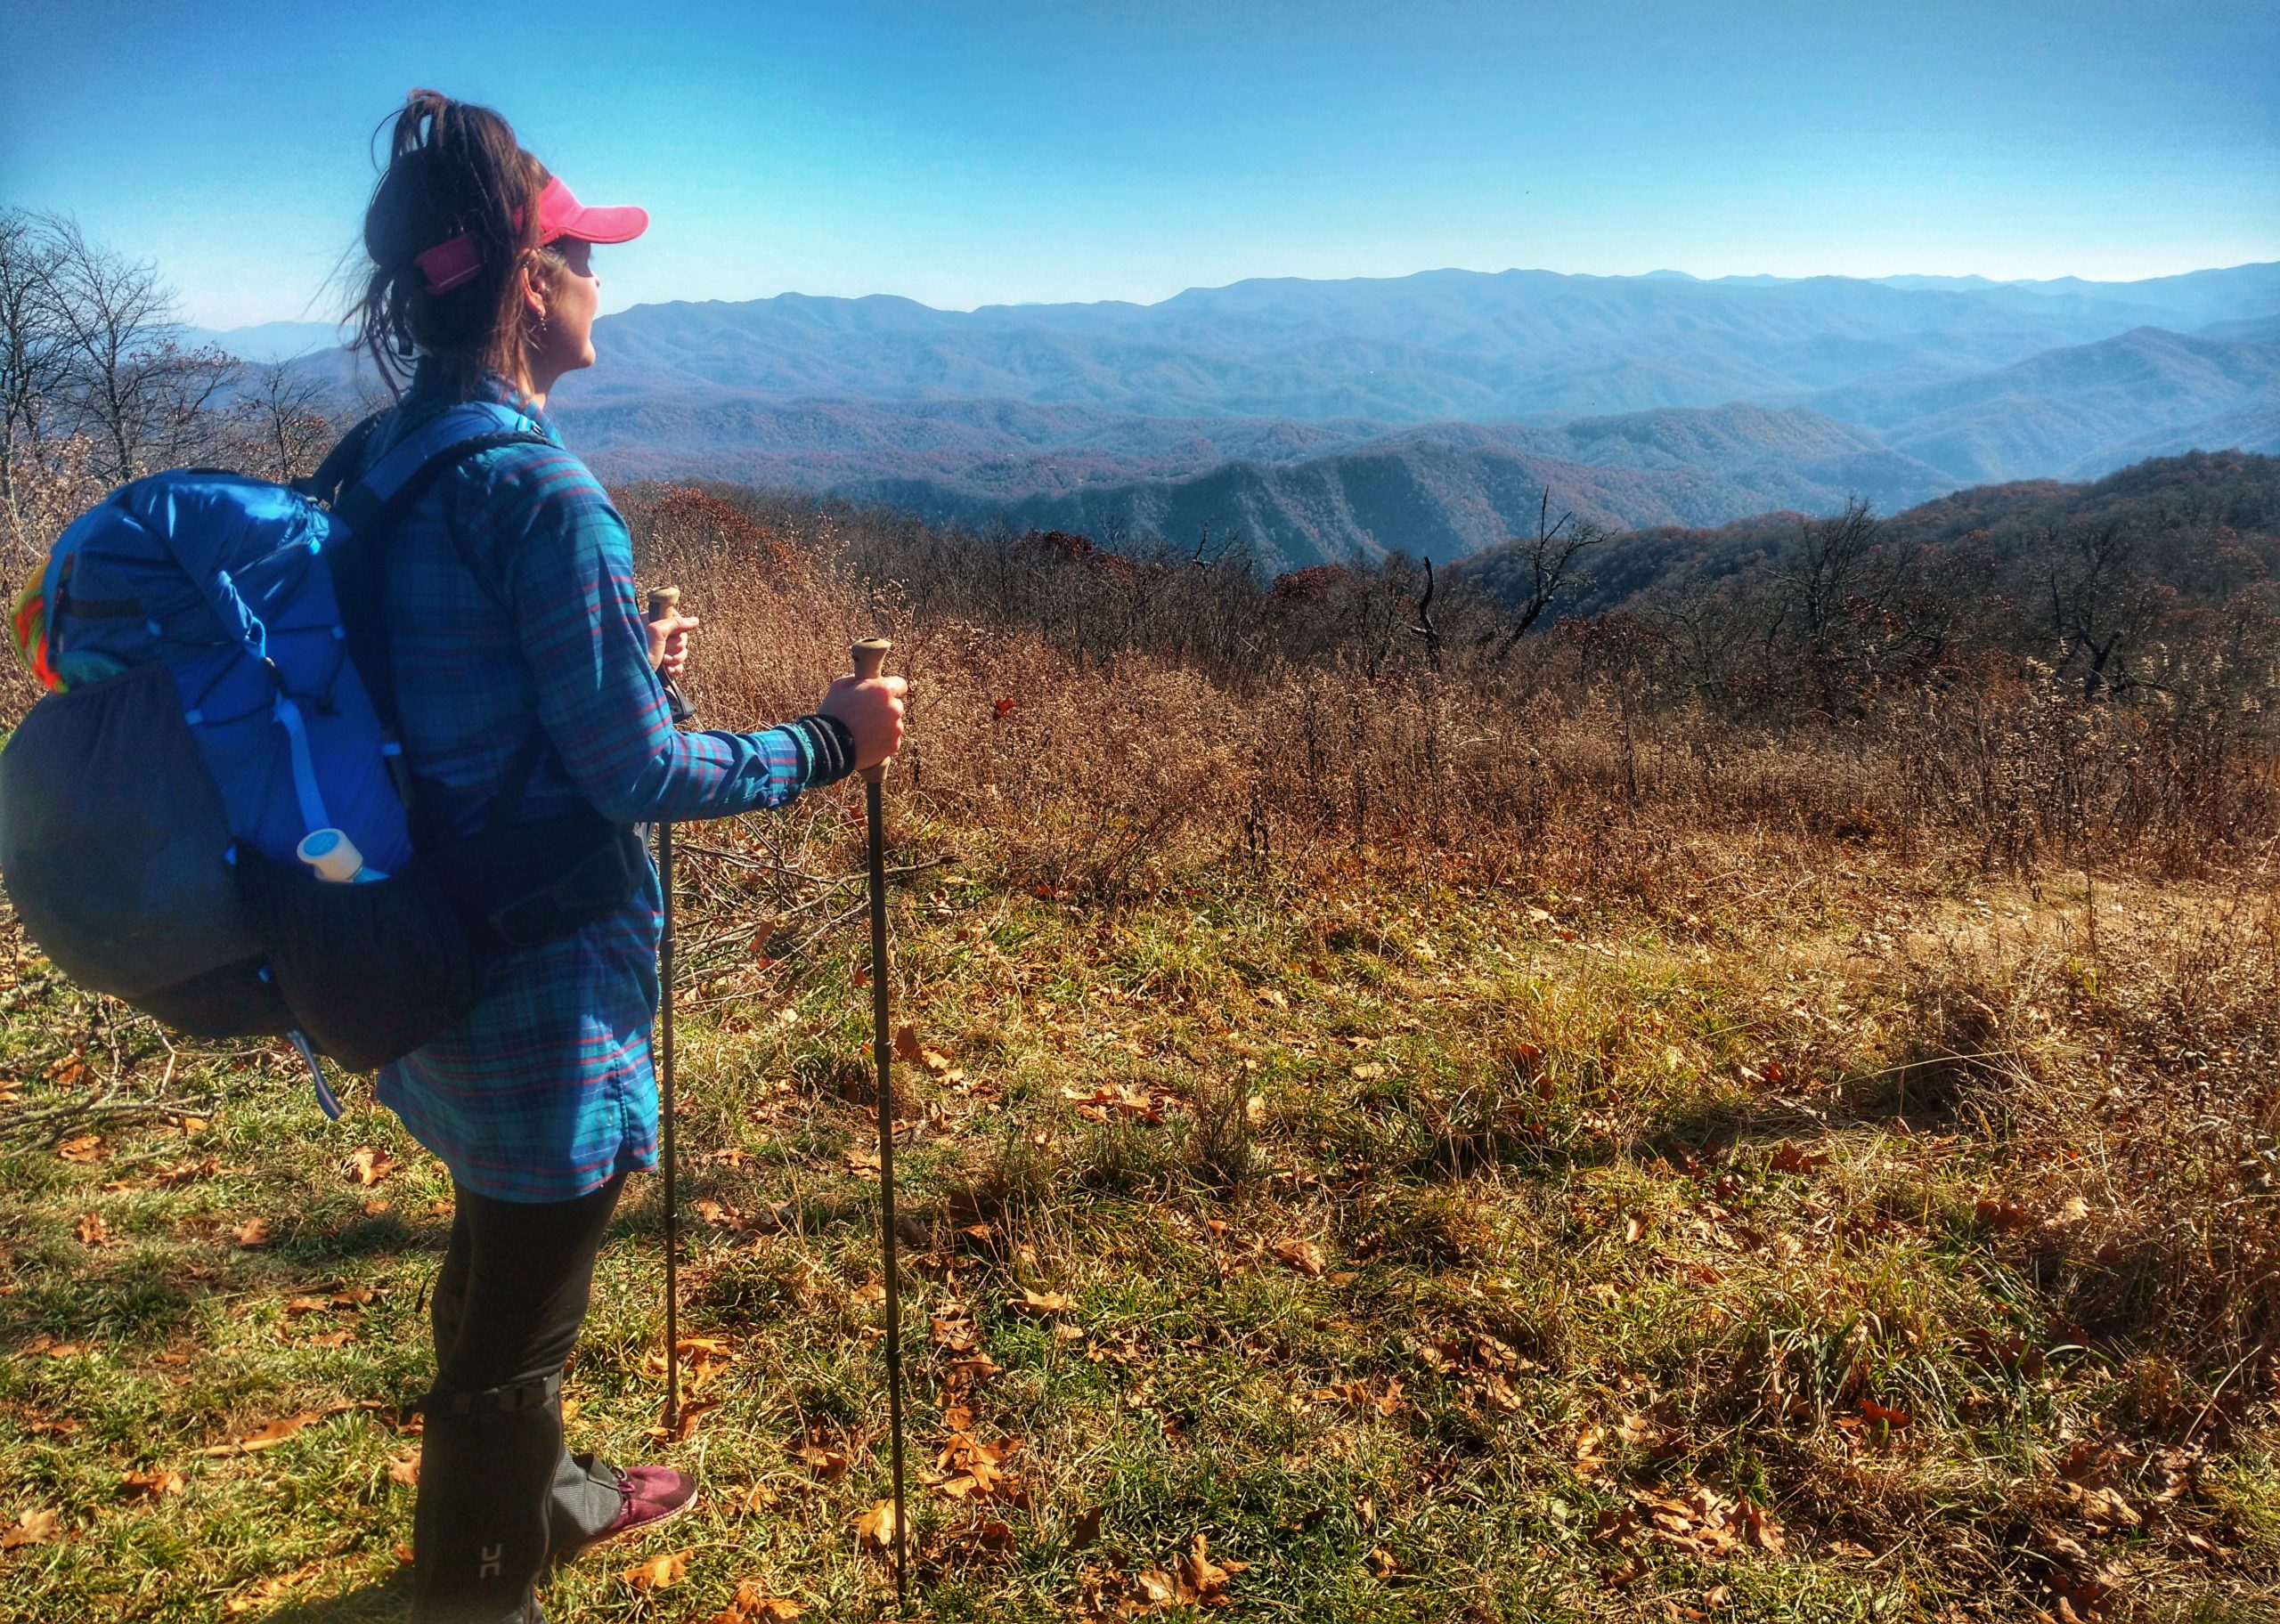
top-left (324, 403), bottom-right (553, 814)
top-left (332, 402), bottom-right (551, 543)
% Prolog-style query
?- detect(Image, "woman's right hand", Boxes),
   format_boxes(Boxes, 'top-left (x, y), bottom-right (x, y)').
top-left (818, 672), bottom-right (907, 771)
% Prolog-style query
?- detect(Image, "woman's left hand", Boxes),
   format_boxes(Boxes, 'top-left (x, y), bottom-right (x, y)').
top-left (647, 610), bottom-right (700, 679)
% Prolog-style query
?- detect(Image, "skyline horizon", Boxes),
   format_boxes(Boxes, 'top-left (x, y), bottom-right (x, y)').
top-left (9, 2), bottom-right (2271, 330)
top-left (175, 254), bottom-right (2280, 342)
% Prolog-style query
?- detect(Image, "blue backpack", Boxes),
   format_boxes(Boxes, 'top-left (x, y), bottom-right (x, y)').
top-left (0, 403), bottom-right (554, 1112)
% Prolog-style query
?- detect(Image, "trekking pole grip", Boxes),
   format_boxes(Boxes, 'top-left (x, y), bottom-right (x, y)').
top-left (851, 638), bottom-right (892, 784)
top-left (647, 587), bottom-right (694, 725)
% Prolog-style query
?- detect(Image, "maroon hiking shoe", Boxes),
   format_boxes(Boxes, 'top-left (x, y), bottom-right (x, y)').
top-left (573, 1466), bottom-right (697, 1556)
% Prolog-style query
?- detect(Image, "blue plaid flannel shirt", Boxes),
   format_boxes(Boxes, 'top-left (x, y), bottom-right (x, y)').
top-left (362, 363), bottom-right (816, 1201)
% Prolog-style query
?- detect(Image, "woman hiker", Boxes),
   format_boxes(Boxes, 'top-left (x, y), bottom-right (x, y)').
top-left (346, 91), bottom-right (905, 1623)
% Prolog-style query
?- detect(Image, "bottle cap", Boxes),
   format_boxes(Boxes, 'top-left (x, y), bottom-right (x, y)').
top-left (297, 828), bottom-right (363, 883)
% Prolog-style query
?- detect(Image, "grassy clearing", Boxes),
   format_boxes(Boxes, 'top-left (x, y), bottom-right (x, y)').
top-left (2, 802), bottom-right (2275, 1622)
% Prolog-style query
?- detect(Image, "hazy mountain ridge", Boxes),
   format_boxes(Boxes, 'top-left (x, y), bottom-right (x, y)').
top-left (1460, 448), bottom-right (2280, 626)
top-left (216, 263), bottom-right (2279, 561)
top-left (833, 404), bottom-right (1956, 572)
top-left (566, 264), bottom-right (2280, 424)
top-left (1798, 327), bottom-right (2280, 483)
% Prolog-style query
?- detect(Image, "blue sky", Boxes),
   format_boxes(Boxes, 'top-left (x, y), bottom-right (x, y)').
top-left (4, 0), bottom-right (2275, 329)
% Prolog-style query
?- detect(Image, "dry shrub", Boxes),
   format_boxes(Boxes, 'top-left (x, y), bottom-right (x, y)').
top-left (1870, 890), bottom-right (2280, 1392)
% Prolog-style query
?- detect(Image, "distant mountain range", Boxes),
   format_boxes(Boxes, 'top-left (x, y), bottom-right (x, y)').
top-left (219, 263), bottom-right (2280, 570)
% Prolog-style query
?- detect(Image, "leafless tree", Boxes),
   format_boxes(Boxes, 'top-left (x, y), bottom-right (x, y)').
top-left (0, 211), bottom-right (74, 547)
top-left (1489, 488), bottom-right (1609, 656)
top-left (226, 361), bottom-right (343, 483)
top-left (28, 213), bottom-right (237, 483)
top-left (2047, 523), bottom-right (2170, 696)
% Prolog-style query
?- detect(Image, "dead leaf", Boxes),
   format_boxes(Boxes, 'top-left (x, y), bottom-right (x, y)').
top-left (893, 1024), bottom-right (923, 1064)
top-left (1272, 1238), bottom-right (1325, 1278)
top-left (189, 1411), bottom-right (322, 1458)
top-left (224, 1560), bottom-right (322, 1613)
top-left (1, 1507), bottom-right (60, 1548)
top-left (1175, 1532), bottom-right (1244, 1604)
top-left (232, 1217), bottom-right (273, 1248)
top-left (856, 1500), bottom-right (900, 1551)
top-left (1740, 1496), bottom-right (1786, 1555)
top-left (716, 1582), bottom-right (805, 1624)
top-left (1860, 1399), bottom-right (1912, 1431)
top-left (57, 1134), bottom-right (106, 1163)
top-left (622, 1547), bottom-right (693, 1590)
top-left (387, 1452), bottom-right (419, 1486)
top-left (643, 1399), bottom-right (719, 1441)
top-left (75, 1212), bottom-right (110, 1247)
top-left (343, 1146), bottom-right (395, 1186)
top-left (793, 1441), bottom-right (851, 1481)
top-left (1011, 1287), bottom-right (1074, 1315)
top-left (1975, 1198), bottom-right (2035, 1232)
top-left (118, 1469), bottom-right (184, 1500)
top-left (1769, 1141), bottom-right (1830, 1176)
top-left (1069, 1504), bottom-right (1103, 1551)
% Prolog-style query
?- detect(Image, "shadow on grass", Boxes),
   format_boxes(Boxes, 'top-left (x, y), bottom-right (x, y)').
top-left (265, 1570), bottom-right (414, 1623)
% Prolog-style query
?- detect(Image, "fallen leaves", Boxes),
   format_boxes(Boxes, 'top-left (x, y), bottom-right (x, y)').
top-left (342, 1146), bottom-right (395, 1186)
top-left (1594, 1484), bottom-right (1787, 1561)
top-left (1063, 1082), bottom-right (1177, 1123)
top-left (644, 1398), bottom-right (720, 1442)
top-left (224, 1561), bottom-right (322, 1613)
top-left (1975, 1198), bottom-right (2035, 1232)
top-left (1303, 1377), bottom-right (1407, 1418)
top-left (621, 1547), bottom-right (693, 1590)
top-left (1271, 1238), bottom-right (1325, 1279)
top-left (232, 1217), bottom-right (273, 1248)
top-left (1, 1507), bottom-right (59, 1548)
top-left (188, 1411), bottom-right (321, 1458)
top-left (1769, 1141), bottom-right (1831, 1176)
top-left (118, 1468), bottom-right (185, 1500)
top-left (712, 1582), bottom-right (805, 1624)
top-left (930, 1432), bottom-right (1027, 1506)
top-left (1011, 1287), bottom-right (1075, 1316)
top-left (855, 1499), bottom-right (901, 1552)
top-left (74, 1212), bottom-right (110, 1247)
top-left (187, 1400), bottom-right (376, 1458)
top-left (791, 1438), bottom-right (852, 1482)
top-left (894, 1024), bottom-right (963, 1080)
top-left (56, 1134), bottom-right (106, 1163)
top-left (1077, 1533), bottom-right (1246, 1618)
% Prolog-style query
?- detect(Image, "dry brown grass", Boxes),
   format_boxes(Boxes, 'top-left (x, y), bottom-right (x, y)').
top-left (3, 482), bottom-right (2277, 1620)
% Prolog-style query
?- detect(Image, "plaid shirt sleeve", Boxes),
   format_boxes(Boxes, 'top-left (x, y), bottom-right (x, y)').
top-left (464, 446), bottom-right (810, 823)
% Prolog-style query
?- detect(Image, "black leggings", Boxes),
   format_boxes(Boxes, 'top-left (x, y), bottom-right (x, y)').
top-left (412, 1172), bottom-right (627, 1624)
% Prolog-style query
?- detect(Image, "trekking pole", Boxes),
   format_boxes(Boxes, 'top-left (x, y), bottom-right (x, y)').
top-left (853, 636), bottom-right (909, 1605)
top-left (647, 587), bottom-right (695, 1433)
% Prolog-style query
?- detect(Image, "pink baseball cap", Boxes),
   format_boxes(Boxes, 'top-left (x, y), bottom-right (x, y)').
top-left (416, 176), bottom-right (647, 295)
